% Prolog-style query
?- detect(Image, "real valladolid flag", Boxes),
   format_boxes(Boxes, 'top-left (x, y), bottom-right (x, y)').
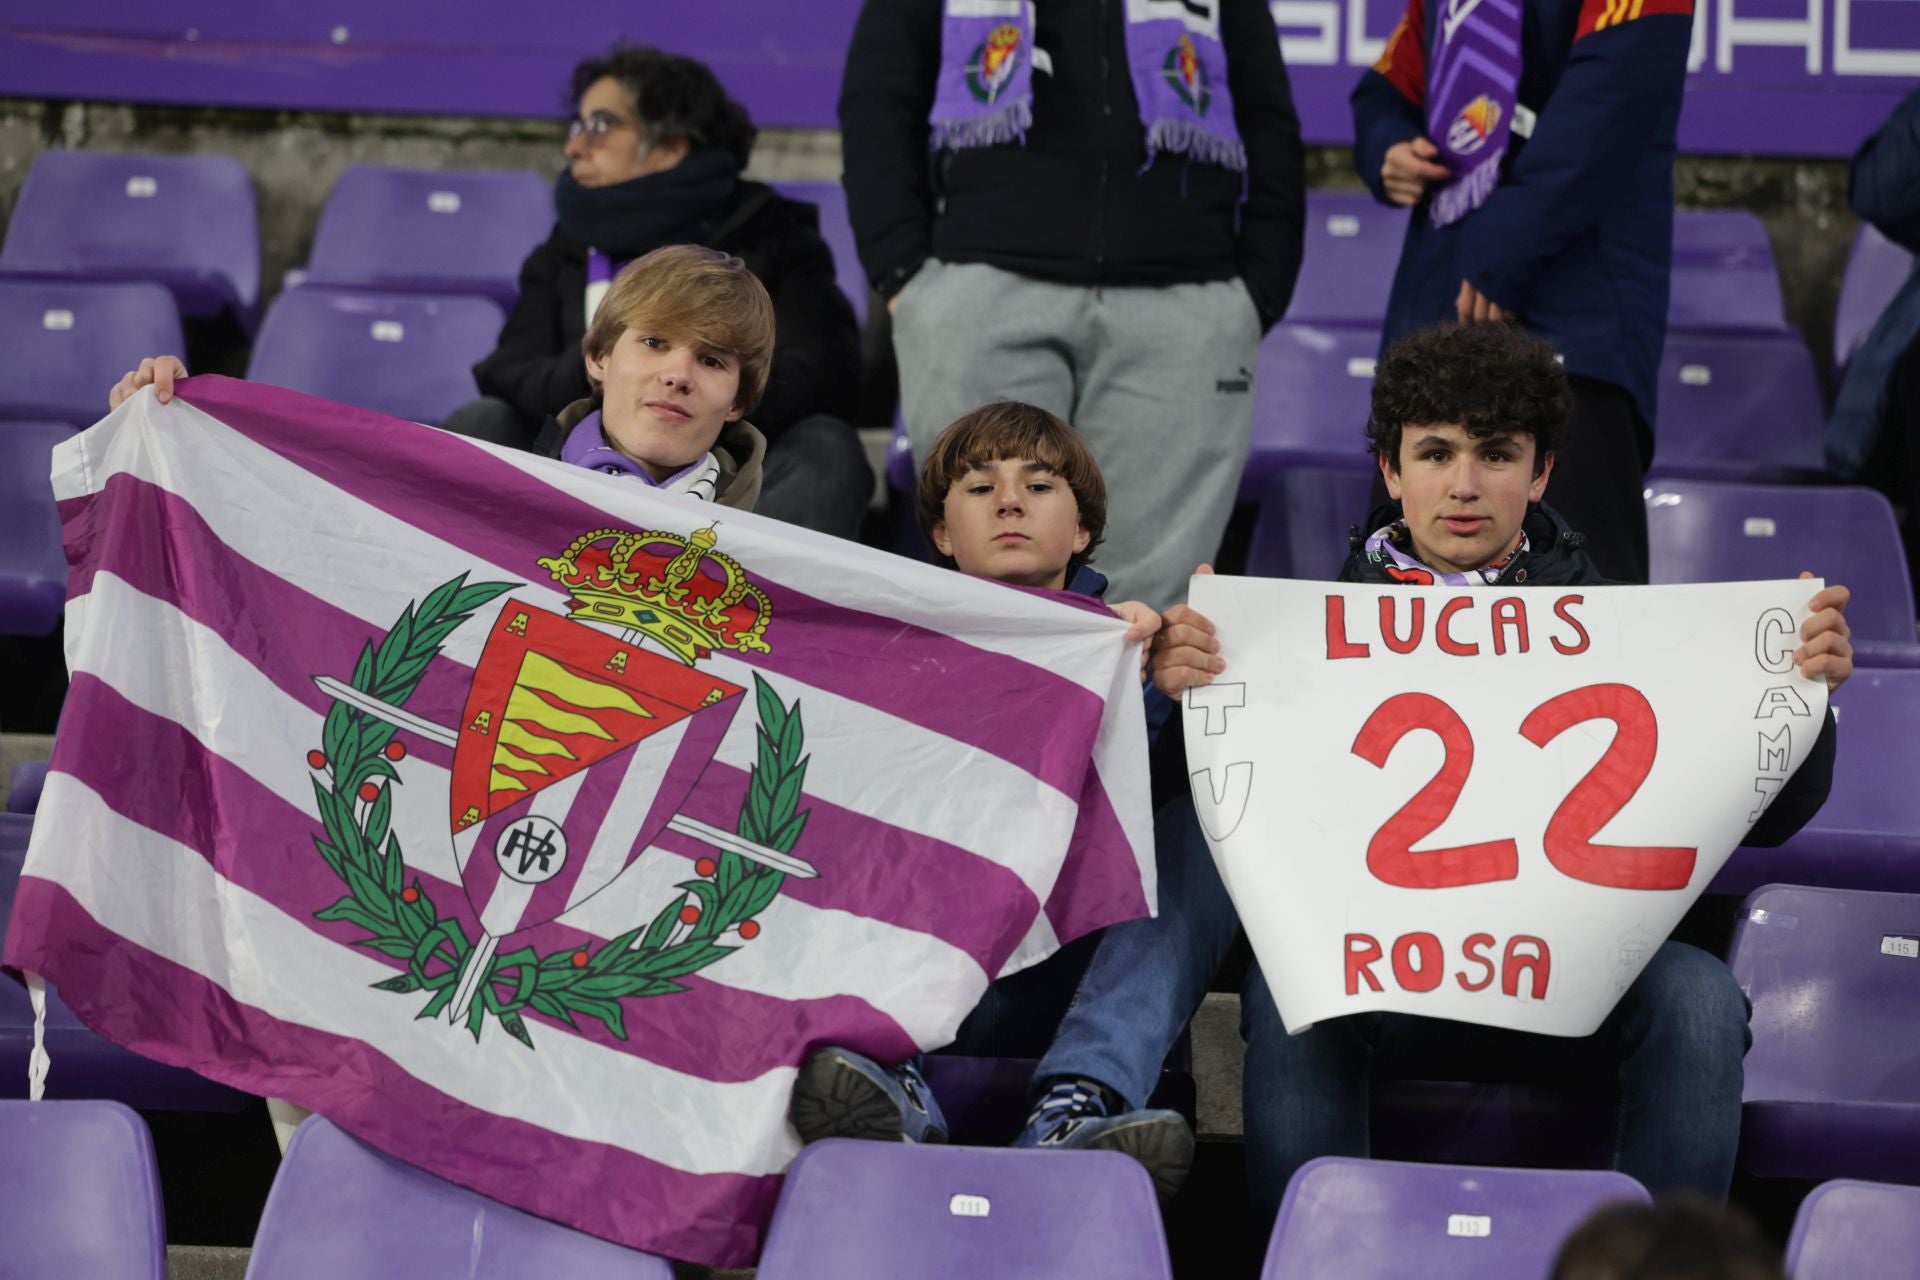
top-left (1, 378), bottom-right (1154, 1266)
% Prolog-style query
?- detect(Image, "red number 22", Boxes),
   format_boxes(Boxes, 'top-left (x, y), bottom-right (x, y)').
top-left (1350, 683), bottom-right (1696, 891)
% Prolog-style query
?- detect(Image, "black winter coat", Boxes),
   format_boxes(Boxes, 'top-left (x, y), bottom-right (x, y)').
top-left (472, 182), bottom-right (861, 446)
top-left (838, 0), bottom-right (1307, 329)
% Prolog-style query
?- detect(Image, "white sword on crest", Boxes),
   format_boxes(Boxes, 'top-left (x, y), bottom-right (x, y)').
top-left (311, 675), bottom-right (818, 1025)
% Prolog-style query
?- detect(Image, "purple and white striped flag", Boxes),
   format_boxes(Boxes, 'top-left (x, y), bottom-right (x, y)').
top-left (2, 377), bottom-right (1154, 1266)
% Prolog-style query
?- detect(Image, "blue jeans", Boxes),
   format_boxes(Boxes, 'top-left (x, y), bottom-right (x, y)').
top-left (1034, 796), bottom-right (1240, 1109)
top-left (1241, 940), bottom-right (1752, 1229)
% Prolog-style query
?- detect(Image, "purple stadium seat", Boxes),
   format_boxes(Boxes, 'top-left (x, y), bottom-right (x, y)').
top-left (1668, 209), bottom-right (1787, 334)
top-left (1834, 223), bottom-right (1915, 371)
top-left (245, 288), bottom-right (505, 426)
top-left (0, 813), bottom-right (248, 1110)
top-left (1284, 193), bottom-right (1408, 327)
top-left (0, 1099), bottom-right (166, 1280)
top-left (1786, 1180), bottom-right (1920, 1278)
top-left (8, 760), bottom-right (47, 815)
top-left (0, 422), bottom-right (76, 637)
top-left (1729, 885), bottom-right (1920, 1183)
top-left (757, 1139), bottom-right (1173, 1279)
top-left (1648, 332), bottom-right (1825, 481)
top-left (246, 1116), bottom-right (673, 1277)
top-left (1261, 1157), bottom-right (1648, 1280)
top-left (1711, 668), bottom-right (1920, 895)
top-left (1244, 324), bottom-right (1380, 493)
top-left (885, 413), bottom-right (914, 492)
top-left (918, 1056), bottom-right (1195, 1144)
top-left (1646, 479), bottom-right (1919, 667)
top-left (1246, 462), bottom-right (1376, 580)
top-left (0, 149), bottom-right (260, 328)
top-left (0, 279), bottom-right (185, 427)
top-left (768, 181), bottom-right (869, 328)
top-left (300, 165), bottom-right (554, 310)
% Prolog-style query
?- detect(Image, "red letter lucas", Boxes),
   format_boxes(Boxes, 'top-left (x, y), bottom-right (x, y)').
top-left (1436, 597), bottom-right (1480, 656)
top-left (1327, 595), bottom-right (1371, 660)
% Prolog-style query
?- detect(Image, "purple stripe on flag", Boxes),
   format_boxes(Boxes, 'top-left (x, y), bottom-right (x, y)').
top-left (174, 378), bottom-right (1113, 803)
top-left (48, 677), bottom-right (922, 1077)
top-left (671, 762), bottom-right (1042, 971)
top-left (1043, 774), bottom-right (1150, 944)
top-left (5, 879), bottom-right (780, 1268)
top-left (58, 476), bottom-right (466, 771)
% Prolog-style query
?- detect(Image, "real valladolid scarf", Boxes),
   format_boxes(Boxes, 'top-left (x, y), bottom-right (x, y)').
top-left (1425, 0), bottom-right (1523, 227)
top-left (928, 0), bottom-right (1247, 172)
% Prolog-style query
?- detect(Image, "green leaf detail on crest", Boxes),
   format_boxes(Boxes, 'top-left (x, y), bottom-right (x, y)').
top-left (310, 576), bottom-right (807, 1050)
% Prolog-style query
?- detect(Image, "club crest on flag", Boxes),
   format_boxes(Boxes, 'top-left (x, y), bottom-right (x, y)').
top-left (303, 526), bottom-right (819, 1049)
top-left (1163, 35), bottom-right (1212, 116)
top-left (966, 23), bottom-right (1024, 103)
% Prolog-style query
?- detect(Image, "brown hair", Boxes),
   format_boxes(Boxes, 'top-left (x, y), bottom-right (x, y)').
top-left (914, 401), bottom-right (1108, 572)
top-left (582, 244), bottom-right (775, 414)
top-left (1367, 322), bottom-right (1572, 476)
top-left (1549, 1197), bottom-right (1785, 1280)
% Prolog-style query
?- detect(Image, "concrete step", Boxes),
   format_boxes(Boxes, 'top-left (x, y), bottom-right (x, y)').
top-left (167, 1245), bottom-right (249, 1280)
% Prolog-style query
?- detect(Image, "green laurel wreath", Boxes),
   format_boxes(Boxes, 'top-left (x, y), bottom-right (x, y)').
top-left (308, 572), bottom-right (809, 1049)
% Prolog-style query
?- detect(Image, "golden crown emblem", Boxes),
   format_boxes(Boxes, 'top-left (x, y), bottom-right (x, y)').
top-left (536, 525), bottom-right (772, 665)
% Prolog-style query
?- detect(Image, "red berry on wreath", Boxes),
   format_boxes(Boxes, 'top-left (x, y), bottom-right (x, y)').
top-left (679, 904), bottom-right (701, 925)
top-left (400, 888), bottom-right (419, 904)
top-left (384, 741), bottom-right (407, 761)
top-left (738, 920), bottom-right (761, 941)
top-left (571, 950), bottom-right (590, 968)
top-left (307, 750), bottom-right (327, 770)
top-left (695, 857), bottom-right (717, 878)
top-left (357, 781), bottom-right (380, 802)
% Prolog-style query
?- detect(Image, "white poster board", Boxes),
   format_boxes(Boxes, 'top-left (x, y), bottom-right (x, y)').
top-left (1183, 578), bottom-right (1829, 1038)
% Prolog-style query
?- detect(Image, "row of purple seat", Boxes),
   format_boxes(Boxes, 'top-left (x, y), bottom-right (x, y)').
top-left (6, 1098), bottom-right (1915, 1279)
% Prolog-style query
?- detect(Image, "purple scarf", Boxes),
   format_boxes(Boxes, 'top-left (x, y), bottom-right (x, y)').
top-left (558, 410), bottom-right (719, 500)
top-left (1425, 0), bottom-right (1524, 228)
top-left (929, 0), bottom-right (1247, 172)
top-left (1362, 519), bottom-right (1528, 587)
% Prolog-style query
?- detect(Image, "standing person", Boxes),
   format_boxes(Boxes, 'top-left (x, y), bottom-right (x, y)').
top-left (1827, 84), bottom-right (1920, 604)
top-left (1351, 0), bottom-right (1695, 582)
top-left (840, 0), bottom-right (1307, 610)
top-left (445, 44), bottom-right (872, 539)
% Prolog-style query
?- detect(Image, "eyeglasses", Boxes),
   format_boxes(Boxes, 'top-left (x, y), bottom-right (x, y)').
top-left (566, 111), bottom-right (636, 146)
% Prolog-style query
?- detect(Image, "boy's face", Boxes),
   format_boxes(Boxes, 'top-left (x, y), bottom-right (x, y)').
top-left (586, 327), bottom-right (743, 481)
top-left (931, 458), bottom-right (1090, 591)
top-left (1382, 421), bottom-right (1553, 575)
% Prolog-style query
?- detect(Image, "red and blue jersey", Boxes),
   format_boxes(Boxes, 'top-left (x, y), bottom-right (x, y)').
top-left (1352, 0), bottom-right (1694, 429)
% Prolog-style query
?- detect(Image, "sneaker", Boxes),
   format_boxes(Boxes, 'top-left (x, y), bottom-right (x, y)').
top-left (790, 1047), bottom-right (949, 1145)
top-left (1012, 1077), bottom-right (1195, 1201)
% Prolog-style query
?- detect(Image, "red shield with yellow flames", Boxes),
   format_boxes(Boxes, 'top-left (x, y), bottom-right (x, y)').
top-left (450, 602), bottom-right (745, 937)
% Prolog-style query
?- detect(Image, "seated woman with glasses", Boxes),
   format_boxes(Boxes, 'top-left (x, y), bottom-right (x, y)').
top-left (446, 44), bottom-right (873, 540)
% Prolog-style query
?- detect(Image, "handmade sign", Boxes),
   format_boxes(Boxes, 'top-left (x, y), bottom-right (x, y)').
top-left (1184, 576), bottom-right (1828, 1038)
top-left (2, 378), bottom-right (1153, 1267)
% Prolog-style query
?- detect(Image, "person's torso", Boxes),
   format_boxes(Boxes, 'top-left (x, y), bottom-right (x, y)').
top-left (930, 0), bottom-right (1247, 285)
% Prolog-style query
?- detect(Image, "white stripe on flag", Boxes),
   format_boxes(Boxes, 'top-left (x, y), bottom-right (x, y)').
top-left (24, 775), bottom-right (803, 1178)
top-left (67, 572), bottom-right (994, 1038)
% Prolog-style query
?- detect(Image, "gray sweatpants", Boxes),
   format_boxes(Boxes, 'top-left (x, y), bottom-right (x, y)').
top-left (891, 260), bottom-right (1261, 610)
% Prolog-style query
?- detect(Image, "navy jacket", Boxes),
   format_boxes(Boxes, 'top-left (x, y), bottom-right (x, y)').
top-left (1351, 0), bottom-right (1692, 428)
top-left (1827, 86), bottom-right (1920, 478)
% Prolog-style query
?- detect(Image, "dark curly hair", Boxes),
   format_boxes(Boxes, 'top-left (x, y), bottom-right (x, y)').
top-left (1366, 323), bottom-right (1572, 476)
top-left (569, 45), bottom-right (757, 168)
